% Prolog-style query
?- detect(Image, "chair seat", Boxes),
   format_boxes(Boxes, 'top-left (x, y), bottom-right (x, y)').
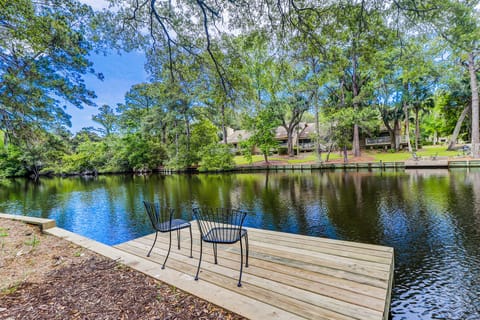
top-left (202, 227), bottom-right (247, 244)
top-left (156, 219), bottom-right (191, 232)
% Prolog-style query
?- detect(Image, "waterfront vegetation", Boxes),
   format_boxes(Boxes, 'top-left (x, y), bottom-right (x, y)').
top-left (0, 0), bottom-right (479, 179)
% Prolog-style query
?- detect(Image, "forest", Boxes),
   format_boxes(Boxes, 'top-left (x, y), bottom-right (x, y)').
top-left (0, 0), bottom-right (479, 178)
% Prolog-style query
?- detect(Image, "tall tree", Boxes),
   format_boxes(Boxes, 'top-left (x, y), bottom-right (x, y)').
top-left (0, 0), bottom-right (98, 144)
top-left (92, 105), bottom-right (117, 136)
top-left (321, 1), bottom-right (395, 157)
top-left (243, 106), bottom-right (280, 164)
top-left (397, 0), bottom-right (479, 155)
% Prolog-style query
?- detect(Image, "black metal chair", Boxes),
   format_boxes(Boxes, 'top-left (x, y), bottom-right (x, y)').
top-left (143, 201), bottom-right (192, 269)
top-left (192, 207), bottom-right (249, 287)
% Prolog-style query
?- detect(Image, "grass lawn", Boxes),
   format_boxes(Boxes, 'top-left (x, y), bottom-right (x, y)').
top-left (367, 145), bottom-right (459, 162)
top-left (234, 145), bottom-right (461, 166)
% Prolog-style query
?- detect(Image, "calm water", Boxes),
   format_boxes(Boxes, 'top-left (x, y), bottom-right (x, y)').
top-left (1, 170), bottom-right (480, 319)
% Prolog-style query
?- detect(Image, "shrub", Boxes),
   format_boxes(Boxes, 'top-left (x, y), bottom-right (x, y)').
top-left (198, 144), bottom-right (235, 172)
top-left (0, 145), bottom-right (26, 177)
top-left (277, 147), bottom-right (288, 155)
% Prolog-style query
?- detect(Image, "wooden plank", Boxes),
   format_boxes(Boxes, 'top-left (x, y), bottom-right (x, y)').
top-left (247, 233), bottom-right (393, 262)
top-left (125, 236), bottom-right (387, 306)
top-left (115, 224), bottom-right (393, 320)
top-left (136, 228), bottom-right (392, 284)
top-left (383, 254), bottom-right (395, 320)
top-left (132, 234), bottom-right (390, 292)
top-left (139, 228), bottom-right (391, 279)
top-left (119, 241), bottom-right (383, 320)
top-left (246, 241), bottom-right (390, 273)
top-left (187, 225), bottom-right (392, 265)
top-left (0, 213), bottom-right (56, 230)
top-left (47, 227), bottom-right (304, 320)
top-left (246, 226), bottom-right (393, 252)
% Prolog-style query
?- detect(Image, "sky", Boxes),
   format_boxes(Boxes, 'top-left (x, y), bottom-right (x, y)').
top-left (66, 51), bottom-right (148, 133)
top-left (67, 0), bottom-right (149, 133)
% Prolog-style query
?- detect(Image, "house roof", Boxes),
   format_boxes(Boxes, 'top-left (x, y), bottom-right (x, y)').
top-left (226, 129), bottom-right (252, 144)
top-left (226, 122), bottom-right (324, 144)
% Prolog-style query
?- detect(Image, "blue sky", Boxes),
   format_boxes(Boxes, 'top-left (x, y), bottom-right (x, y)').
top-left (66, 51), bottom-right (148, 133)
top-left (68, 0), bottom-right (149, 133)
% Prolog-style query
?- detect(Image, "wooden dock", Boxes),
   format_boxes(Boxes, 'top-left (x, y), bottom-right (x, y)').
top-left (115, 225), bottom-right (394, 320)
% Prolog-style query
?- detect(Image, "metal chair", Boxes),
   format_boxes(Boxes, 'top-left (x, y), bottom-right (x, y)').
top-left (192, 207), bottom-right (249, 287)
top-left (143, 201), bottom-right (192, 269)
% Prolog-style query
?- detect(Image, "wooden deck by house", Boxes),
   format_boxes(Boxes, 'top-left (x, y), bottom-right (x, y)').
top-left (115, 224), bottom-right (394, 320)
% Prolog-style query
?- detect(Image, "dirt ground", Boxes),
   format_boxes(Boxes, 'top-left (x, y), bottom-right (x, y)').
top-left (0, 219), bottom-right (244, 319)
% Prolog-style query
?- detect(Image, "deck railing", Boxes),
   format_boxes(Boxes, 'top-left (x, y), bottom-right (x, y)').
top-left (366, 135), bottom-right (408, 146)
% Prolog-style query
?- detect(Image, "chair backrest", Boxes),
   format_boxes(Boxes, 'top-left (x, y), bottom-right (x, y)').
top-left (193, 207), bottom-right (247, 242)
top-left (143, 201), bottom-right (173, 230)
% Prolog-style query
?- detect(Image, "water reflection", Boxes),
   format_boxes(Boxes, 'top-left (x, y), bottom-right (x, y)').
top-left (1, 170), bottom-right (480, 319)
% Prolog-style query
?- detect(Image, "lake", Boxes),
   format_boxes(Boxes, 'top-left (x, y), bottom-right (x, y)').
top-left (1, 169), bottom-right (479, 319)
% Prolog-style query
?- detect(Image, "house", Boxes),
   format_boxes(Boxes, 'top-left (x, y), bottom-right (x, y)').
top-left (364, 129), bottom-right (408, 149)
top-left (225, 123), bottom-right (320, 153)
top-left (224, 129), bottom-right (252, 151)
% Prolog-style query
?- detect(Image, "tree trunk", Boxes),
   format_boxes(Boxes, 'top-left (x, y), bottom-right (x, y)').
top-left (287, 134), bottom-right (294, 156)
top-left (403, 100), bottom-right (412, 152)
top-left (174, 120), bottom-right (179, 157)
top-left (286, 126), bottom-right (295, 157)
top-left (352, 53), bottom-right (361, 157)
top-left (296, 124), bottom-right (308, 155)
top-left (353, 123), bottom-right (360, 157)
top-left (326, 144), bottom-right (332, 162)
top-left (394, 120), bottom-right (401, 150)
top-left (314, 93), bottom-right (322, 161)
top-left (184, 113), bottom-right (190, 152)
top-left (222, 103), bottom-right (227, 144)
top-left (3, 132), bottom-right (8, 149)
top-left (469, 52), bottom-right (479, 158)
top-left (161, 124), bottom-right (167, 144)
top-left (414, 107), bottom-right (420, 150)
top-left (381, 114), bottom-right (395, 149)
top-left (447, 105), bottom-right (470, 150)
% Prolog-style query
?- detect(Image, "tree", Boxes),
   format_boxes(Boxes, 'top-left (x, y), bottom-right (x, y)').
top-left (190, 118), bottom-right (219, 165)
top-left (92, 104), bottom-right (117, 136)
top-left (274, 93), bottom-right (310, 157)
top-left (433, 1), bottom-right (479, 156)
top-left (0, 0), bottom-right (98, 143)
top-left (398, 0), bottom-right (479, 155)
top-left (17, 130), bottom-right (69, 179)
top-left (198, 144), bottom-right (235, 172)
top-left (242, 107), bottom-right (280, 164)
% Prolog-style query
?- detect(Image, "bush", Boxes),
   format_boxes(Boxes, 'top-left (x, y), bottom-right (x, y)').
top-left (0, 145), bottom-right (26, 177)
top-left (198, 144), bottom-right (235, 172)
top-left (277, 147), bottom-right (288, 155)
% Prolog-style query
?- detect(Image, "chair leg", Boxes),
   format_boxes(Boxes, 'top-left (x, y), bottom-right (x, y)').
top-left (245, 232), bottom-right (249, 268)
top-left (189, 226), bottom-right (193, 258)
top-left (147, 231), bottom-right (158, 257)
top-left (195, 239), bottom-right (203, 281)
top-left (162, 230), bottom-right (173, 270)
top-left (238, 237), bottom-right (244, 287)
top-left (213, 243), bottom-right (218, 264)
top-left (177, 229), bottom-right (181, 250)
